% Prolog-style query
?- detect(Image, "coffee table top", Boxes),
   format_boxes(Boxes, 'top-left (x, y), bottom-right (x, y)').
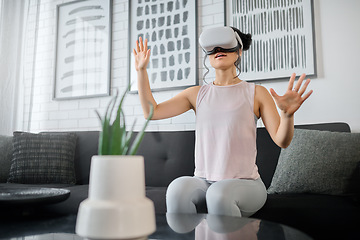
top-left (0, 213), bottom-right (312, 239)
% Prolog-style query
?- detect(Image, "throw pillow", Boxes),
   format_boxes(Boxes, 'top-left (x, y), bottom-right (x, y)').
top-left (7, 132), bottom-right (77, 184)
top-left (0, 135), bottom-right (13, 182)
top-left (267, 129), bottom-right (360, 195)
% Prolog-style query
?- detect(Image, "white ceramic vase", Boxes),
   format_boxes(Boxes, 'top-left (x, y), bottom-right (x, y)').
top-left (76, 155), bottom-right (156, 240)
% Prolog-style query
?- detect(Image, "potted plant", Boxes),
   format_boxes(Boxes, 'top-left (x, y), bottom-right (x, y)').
top-left (76, 85), bottom-right (156, 240)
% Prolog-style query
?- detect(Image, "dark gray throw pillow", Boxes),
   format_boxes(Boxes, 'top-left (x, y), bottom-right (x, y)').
top-left (7, 132), bottom-right (77, 184)
top-left (0, 135), bottom-right (13, 182)
top-left (267, 129), bottom-right (360, 195)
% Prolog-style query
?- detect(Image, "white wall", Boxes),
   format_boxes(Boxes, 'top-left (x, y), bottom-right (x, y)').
top-left (261, 0), bottom-right (360, 132)
top-left (21, 0), bottom-right (360, 133)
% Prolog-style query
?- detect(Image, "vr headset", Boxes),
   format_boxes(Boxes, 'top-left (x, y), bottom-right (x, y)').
top-left (199, 26), bottom-right (243, 55)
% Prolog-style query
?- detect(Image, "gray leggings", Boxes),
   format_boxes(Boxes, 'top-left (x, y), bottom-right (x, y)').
top-left (166, 176), bottom-right (267, 217)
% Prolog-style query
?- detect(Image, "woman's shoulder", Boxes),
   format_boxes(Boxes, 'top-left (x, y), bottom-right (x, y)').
top-left (254, 84), bottom-right (269, 95)
top-left (189, 85), bottom-right (202, 90)
top-left (179, 85), bottom-right (201, 102)
top-left (254, 84), bottom-right (273, 105)
top-left (184, 85), bottom-right (202, 95)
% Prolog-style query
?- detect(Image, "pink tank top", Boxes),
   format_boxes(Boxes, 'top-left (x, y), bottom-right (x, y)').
top-left (195, 81), bottom-right (260, 181)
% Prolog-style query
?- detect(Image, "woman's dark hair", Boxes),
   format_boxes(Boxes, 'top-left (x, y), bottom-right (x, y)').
top-left (231, 27), bottom-right (252, 78)
top-left (230, 26), bottom-right (252, 51)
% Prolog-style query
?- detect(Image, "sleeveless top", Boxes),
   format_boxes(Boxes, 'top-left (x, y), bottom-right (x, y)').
top-left (194, 81), bottom-right (260, 181)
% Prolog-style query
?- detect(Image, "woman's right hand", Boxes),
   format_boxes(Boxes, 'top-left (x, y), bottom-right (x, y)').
top-left (133, 37), bottom-right (151, 71)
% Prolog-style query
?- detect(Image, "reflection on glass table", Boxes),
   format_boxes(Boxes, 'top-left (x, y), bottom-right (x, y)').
top-left (164, 213), bottom-right (312, 240)
top-left (0, 213), bottom-right (312, 240)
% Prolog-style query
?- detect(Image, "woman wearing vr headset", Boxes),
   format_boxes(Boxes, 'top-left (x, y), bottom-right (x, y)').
top-left (133, 26), bottom-right (312, 218)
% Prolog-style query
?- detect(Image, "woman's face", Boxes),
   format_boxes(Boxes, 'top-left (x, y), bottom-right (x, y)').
top-left (208, 50), bottom-right (241, 70)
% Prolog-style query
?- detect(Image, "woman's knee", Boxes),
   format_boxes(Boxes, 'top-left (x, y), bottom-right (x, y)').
top-left (206, 181), bottom-right (238, 216)
top-left (206, 182), bottom-right (228, 205)
top-left (167, 177), bottom-right (193, 199)
top-left (206, 179), bottom-right (267, 217)
top-left (167, 176), bottom-right (207, 195)
top-left (166, 176), bottom-right (209, 213)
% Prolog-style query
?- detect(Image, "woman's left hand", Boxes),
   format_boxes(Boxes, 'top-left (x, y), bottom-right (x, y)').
top-left (269, 73), bottom-right (313, 117)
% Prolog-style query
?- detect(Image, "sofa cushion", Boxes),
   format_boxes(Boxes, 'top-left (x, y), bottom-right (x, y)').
top-left (267, 129), bottom-right (360, 195)
top-left (71, 131), bottom-right (99, 185)
top-left (136, 131), bottom-right (196, 187)
top-left (145, 186), bottom-right (167, 213)
top-left (7, 132), bottom-right (77, 184)
top-left (0, 135), bottom-right (13, 183)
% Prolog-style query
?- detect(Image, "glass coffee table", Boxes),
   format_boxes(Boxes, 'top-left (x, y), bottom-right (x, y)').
top-left (0, 213), bottom-right (312, 239)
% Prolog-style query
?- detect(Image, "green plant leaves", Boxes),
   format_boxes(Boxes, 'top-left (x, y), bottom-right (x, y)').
top-left (96, 86), bottom-right (153, 155)
top-left (128, 103), bottom-right (153, 155)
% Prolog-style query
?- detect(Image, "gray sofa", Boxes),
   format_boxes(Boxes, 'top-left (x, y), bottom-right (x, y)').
top-left (0, 122), bottom-right (359, 239)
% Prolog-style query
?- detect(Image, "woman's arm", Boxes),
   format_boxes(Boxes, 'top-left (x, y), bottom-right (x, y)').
top-left (255, 73), bottom-right (313, 148)
top-left (133, 37), bottom-right (198, 120)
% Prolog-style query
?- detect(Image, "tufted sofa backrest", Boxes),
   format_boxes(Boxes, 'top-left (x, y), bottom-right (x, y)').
top-left (72, 130), bottom-right (196, 187)
top-left (137, 131), bottom-right (196, 187)
top-left (71, 122), bottom-right (351, 187)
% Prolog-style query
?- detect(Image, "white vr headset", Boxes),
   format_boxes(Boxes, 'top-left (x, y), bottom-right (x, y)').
top-left (199, 26), bottom-right (243, 55)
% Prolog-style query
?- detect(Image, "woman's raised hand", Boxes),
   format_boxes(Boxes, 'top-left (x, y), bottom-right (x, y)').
top-left (133, 37), bottom-right (151, 71)
top-left (269, 73), bottom-right (313, 117)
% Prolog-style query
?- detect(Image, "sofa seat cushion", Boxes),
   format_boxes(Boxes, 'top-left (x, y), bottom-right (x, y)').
top-left (253, 193), bottom-right (360, 239)
top-left (0, 184), bottom-right (169, 216)
top-left (42, 186), bottom-right (168, 215)
top-left (0, 184), bottom-right (168, 215)
top-left (146, 186), bottom-right (167, 213)
top-left (41, 184), bottom-right (89, 215)
top-left (267, 129), bottom-right (360, 195)
top-left (8, 132), bottom-right (77, 184)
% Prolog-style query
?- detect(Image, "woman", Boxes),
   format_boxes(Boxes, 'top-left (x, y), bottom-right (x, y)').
top-left (133, 26), bottom-right (313, 217)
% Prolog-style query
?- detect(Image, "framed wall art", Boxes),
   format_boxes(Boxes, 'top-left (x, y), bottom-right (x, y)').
top-left (225, 0), bottom-right (316, 81)
top-left (128, 0), bottom-right (198, 92)
top-left (54, 0), bottom-right (112, 100)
